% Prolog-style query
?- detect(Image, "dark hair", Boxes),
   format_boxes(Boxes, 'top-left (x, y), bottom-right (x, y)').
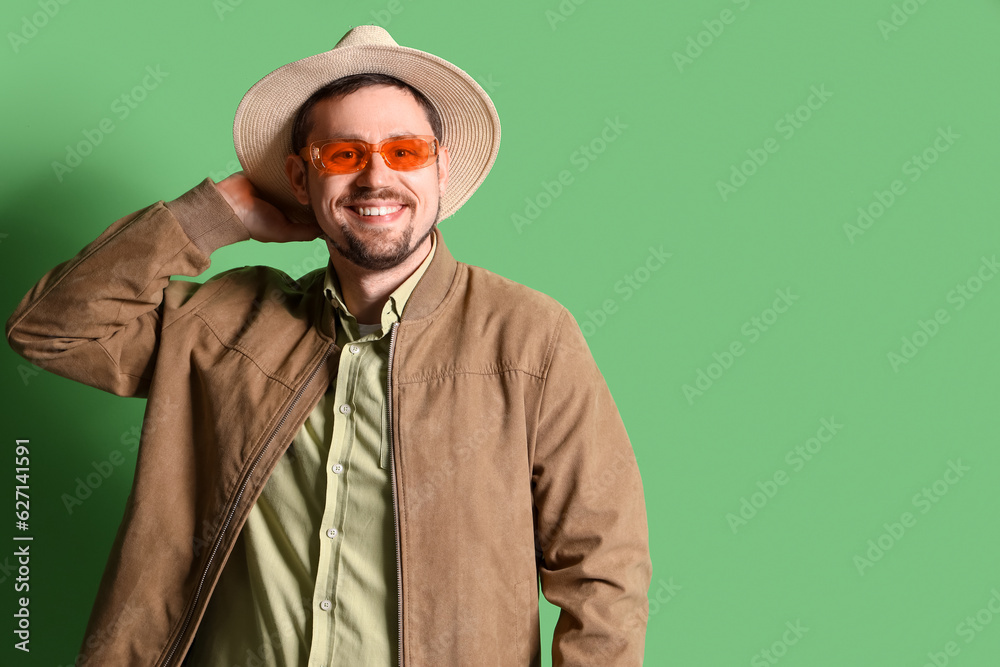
top-left (290, 73), bottom-right (443, 153)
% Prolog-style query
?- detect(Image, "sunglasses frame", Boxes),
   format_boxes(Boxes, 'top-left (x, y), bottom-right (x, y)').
top-left (298, 135), bottom-right (440, 175)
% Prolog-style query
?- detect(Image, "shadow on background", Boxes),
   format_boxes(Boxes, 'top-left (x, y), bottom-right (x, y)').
top-left (2, 168), bottom-right (149, 662)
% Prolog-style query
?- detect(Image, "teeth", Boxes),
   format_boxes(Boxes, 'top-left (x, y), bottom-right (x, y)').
top-left (356, 205), bottom-right (401, 217)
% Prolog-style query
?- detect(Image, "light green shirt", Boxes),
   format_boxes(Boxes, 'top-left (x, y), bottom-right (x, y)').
top-left (188, 235), bottom-right (436, 666)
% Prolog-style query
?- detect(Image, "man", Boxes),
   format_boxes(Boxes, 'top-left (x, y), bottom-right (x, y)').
top-left (7, 26), bottom-right (650, 666)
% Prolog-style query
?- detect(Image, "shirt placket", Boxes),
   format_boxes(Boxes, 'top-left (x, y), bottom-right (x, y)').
top-left (308, 335), bottom-right (366, 665)
top-left (305, 286), bottom-right (405, 665)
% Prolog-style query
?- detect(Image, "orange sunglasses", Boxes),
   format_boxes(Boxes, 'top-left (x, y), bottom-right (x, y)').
top-left (298, 135), bottom-right (439, 175)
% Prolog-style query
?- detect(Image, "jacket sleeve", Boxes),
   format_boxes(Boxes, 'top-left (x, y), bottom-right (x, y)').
top-left (532, 308), bottom-right (652, 666)
top-left (5, 178), bottom-right (250, 398)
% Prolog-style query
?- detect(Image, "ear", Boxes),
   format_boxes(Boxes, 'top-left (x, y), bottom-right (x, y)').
top-left (436, 145), bottom-right (451, 194)
top-left (285, 153), bottom-right (310, 206)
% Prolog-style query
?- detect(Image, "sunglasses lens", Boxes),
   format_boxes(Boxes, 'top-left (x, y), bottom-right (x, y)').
top-left (318, 142), bottom-right (368, 173)
top-left (311, 137), bottom-right (436, 173)
top-left (382, 138), bottom-right (433, 170)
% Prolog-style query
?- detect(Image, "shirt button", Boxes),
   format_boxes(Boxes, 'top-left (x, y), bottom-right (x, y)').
top-left (326, 528), bottom-right (338, 539)
top-left (332, 463), bottom-right (344, 474)
top-left (339, 404), bottom-right (352, 415)
top-left (349, 344), bottom-right (360, 354)
top-left (319, 600), bottom-right (332, 611)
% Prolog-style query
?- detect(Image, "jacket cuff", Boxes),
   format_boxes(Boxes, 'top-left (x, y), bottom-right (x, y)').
top-left (165, 177), bottom-right (251, 256)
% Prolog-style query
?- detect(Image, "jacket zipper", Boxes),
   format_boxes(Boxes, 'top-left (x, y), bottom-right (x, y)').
top-left (162, 342), bottom-right (336, 667)
top-left (386, 321), bottom-right (403, 667)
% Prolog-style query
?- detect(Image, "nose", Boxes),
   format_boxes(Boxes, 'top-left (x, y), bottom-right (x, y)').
top-left (354, 148), bottom-right (394, 188)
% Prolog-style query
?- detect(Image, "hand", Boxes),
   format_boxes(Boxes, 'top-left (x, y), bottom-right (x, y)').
top-left (215, 172), bottom-right (323, 243)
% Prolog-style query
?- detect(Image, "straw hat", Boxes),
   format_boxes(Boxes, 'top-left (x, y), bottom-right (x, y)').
top-left (233, 25), bottom-right (501, 226)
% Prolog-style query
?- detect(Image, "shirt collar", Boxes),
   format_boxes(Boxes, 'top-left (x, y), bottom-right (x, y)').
top-left (323, 232), bottom-right (437, 341)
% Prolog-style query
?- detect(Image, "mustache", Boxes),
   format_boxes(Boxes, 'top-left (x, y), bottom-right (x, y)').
top-left (336, 188), bottom-right (417, 208)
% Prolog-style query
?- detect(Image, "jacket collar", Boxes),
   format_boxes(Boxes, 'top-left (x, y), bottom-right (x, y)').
top-left (315, 226), bottom-right (459, 339)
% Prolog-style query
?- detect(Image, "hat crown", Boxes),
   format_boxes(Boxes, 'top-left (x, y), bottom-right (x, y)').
top-left (334, 25), bottom-right (399, 49)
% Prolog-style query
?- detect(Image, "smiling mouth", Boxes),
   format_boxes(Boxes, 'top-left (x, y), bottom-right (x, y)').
top-left (349, 205), bottom-right (404, 218)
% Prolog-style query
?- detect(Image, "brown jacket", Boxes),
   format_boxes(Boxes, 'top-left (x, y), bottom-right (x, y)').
top-left (6, 179), bottom-right (651, 665)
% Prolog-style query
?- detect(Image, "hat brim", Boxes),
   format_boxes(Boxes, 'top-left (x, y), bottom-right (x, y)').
top-left (233, 41), bottom-right (501, 227)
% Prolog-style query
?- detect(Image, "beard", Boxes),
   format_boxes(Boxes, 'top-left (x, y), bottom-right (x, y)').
top-left (324, 183), bottom-right (441, 272)
top-left (331, 215), bottom-right (437, 271)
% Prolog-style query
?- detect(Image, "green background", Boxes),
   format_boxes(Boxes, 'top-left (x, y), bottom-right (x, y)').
top-left (2, 0), bottom-right (999, 664)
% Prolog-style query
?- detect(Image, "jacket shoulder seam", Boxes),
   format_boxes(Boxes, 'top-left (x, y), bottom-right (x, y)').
top-left (541, 307), bottom-right (571, 379)
top-left (192, 311), bottom-right (296, 391)
top-left (160, 273), bottom-right (233, 332)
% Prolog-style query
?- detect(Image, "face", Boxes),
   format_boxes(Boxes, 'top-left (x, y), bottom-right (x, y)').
top-left (285, 85), bottom-right (450, 272)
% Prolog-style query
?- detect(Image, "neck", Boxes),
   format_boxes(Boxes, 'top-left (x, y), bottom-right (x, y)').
top-left (327, 233), bottom-right (433, 325)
